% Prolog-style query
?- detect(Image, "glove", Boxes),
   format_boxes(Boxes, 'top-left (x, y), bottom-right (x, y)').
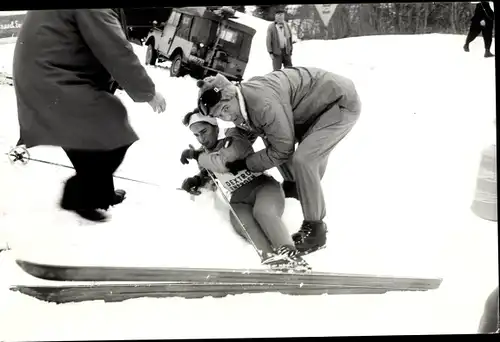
top-left (180, 144), bottom-right (202, 165)
top-left (225, 159), bottom-right (247, 175)
top-left (181, 176), bottom-right (202, 195)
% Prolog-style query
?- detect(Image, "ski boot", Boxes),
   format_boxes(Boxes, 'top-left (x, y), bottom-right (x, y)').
top-left (262, 245), bottom-right (311, 272)
top-left (463, 44), bottom-right (470, 52)
top-left (293, 220), bottom-right (328, 256)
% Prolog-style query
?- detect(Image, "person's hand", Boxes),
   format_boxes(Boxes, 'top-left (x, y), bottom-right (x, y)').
top-left (148, 91), bottom-right (166, 113)
top-left (180, 144), bottom-right (201, 165)
top-left (181, 176), bottom-right (202, 195)
top-left (225, 159), bottom-right (247, 175)
top-left (269, 52), bottom-right (275, 58)
top-left (480, 20), bottom-right (486, 27)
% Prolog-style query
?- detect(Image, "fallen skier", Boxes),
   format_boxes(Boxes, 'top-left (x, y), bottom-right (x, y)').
top-left (179, 109), bottom-right (309, 270)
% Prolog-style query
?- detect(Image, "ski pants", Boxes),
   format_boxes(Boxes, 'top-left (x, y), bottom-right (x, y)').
top-left (229, 175), bottom-right (295, 258)
top-left (61, 144), bottom-right (131, 210)
top-left (465, 20), bottom-right (494, 51)
top-left (478, 286), bottom-right (500, 333)
top-left (276, 105), bottom-right (360, 222)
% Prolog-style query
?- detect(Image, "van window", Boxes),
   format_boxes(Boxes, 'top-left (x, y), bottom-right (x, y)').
top-left (216, 26), bottom-right (252, 61)
top-left (218, 27), bottom-right (239, 44)
top-left (167, 11), bottom-right (180, 27)
top-left (189, 17), bottom-right (216, 45)
top-left (177, 14), bottom-right (193, 40)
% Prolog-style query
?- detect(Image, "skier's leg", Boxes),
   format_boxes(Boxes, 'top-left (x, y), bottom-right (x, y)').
top-left (252, 177), bottom-right (295, 250)
top-left (465, 23), bottom-right (481, 50)
top-left (292, 105), bottom-right (360, 251)
top-left (229, 202), bottom-right (275, 258)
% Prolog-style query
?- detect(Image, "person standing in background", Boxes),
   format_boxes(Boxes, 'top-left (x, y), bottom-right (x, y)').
top-left (13, 9), bottom-right (166, 222)
top-left (266, 9), bottom-right (294, 71)
top-left (464, 1), bottom-right (495, 58)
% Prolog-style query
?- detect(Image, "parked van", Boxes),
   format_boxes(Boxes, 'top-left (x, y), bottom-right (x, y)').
top-left (144, 7), bottom-right (256, 81)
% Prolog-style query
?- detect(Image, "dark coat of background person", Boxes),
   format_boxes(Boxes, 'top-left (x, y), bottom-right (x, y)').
top-left (471, 1), bottom-right (494, 25)
top-left (13, 9), bottom-right (156, 151)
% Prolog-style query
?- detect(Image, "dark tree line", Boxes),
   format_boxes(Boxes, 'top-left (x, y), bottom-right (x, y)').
top-left (251, 3), bottom-right (490, 40)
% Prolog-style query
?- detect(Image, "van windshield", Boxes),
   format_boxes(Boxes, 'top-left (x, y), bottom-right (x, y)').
top-left (190, 17), bottom-right (217, 45)
top-left (216, 25), bottom-right (252, 62)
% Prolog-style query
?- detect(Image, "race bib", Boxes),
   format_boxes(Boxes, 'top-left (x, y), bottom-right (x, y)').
top-left (214, 169), bottom-right (262, 193)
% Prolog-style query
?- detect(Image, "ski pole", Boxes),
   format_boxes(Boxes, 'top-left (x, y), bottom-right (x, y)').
top-left (5, 147), bottom-right (160, 187)
top-left (205, 170), bottom-right (265, 262)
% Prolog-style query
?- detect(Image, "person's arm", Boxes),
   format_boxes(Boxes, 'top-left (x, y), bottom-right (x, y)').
top-left (266, 24), bottom-right (274, 55)
top-left (195, 168), bottom-right (212, 186)
top-left (197, 128), bottom-right (255, 173)
top-left (244, 102), bottom-right (295, 172)
top-left (74, 9), bottom-right (155, 103)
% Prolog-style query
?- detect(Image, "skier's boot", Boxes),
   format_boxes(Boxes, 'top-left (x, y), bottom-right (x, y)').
top-left (111, 189), bottom-right (126, 206)
top-left (293, 220), bottom-right (328, 256)
top-left (262, 245), bottom-right (311, 272)
top-left (262, 245), bottom-right (299, 265)
top-left (485, 50), bottom-right (495, 58)
top-left (464, 44), bottom-right (470, 52)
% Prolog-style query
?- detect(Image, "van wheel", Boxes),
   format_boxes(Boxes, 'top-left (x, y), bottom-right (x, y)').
top-left (170, 53), bottom-right (186, 77)
top-left (145, 44), bottom-right (157, 66)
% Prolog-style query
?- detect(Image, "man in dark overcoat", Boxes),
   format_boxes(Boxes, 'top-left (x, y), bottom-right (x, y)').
top-left (13, 9), bottom-right (166, 222)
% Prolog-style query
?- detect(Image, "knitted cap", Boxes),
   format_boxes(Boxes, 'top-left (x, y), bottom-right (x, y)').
top-left (197, 74), bottom-right (234, 116)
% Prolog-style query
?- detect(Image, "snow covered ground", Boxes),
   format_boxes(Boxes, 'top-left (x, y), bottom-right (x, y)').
top-left (0, 10), bottom-right (497, 339)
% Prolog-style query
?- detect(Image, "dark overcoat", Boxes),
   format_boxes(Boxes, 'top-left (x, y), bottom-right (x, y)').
top-left (13, 9), bottom-right (156, 150)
